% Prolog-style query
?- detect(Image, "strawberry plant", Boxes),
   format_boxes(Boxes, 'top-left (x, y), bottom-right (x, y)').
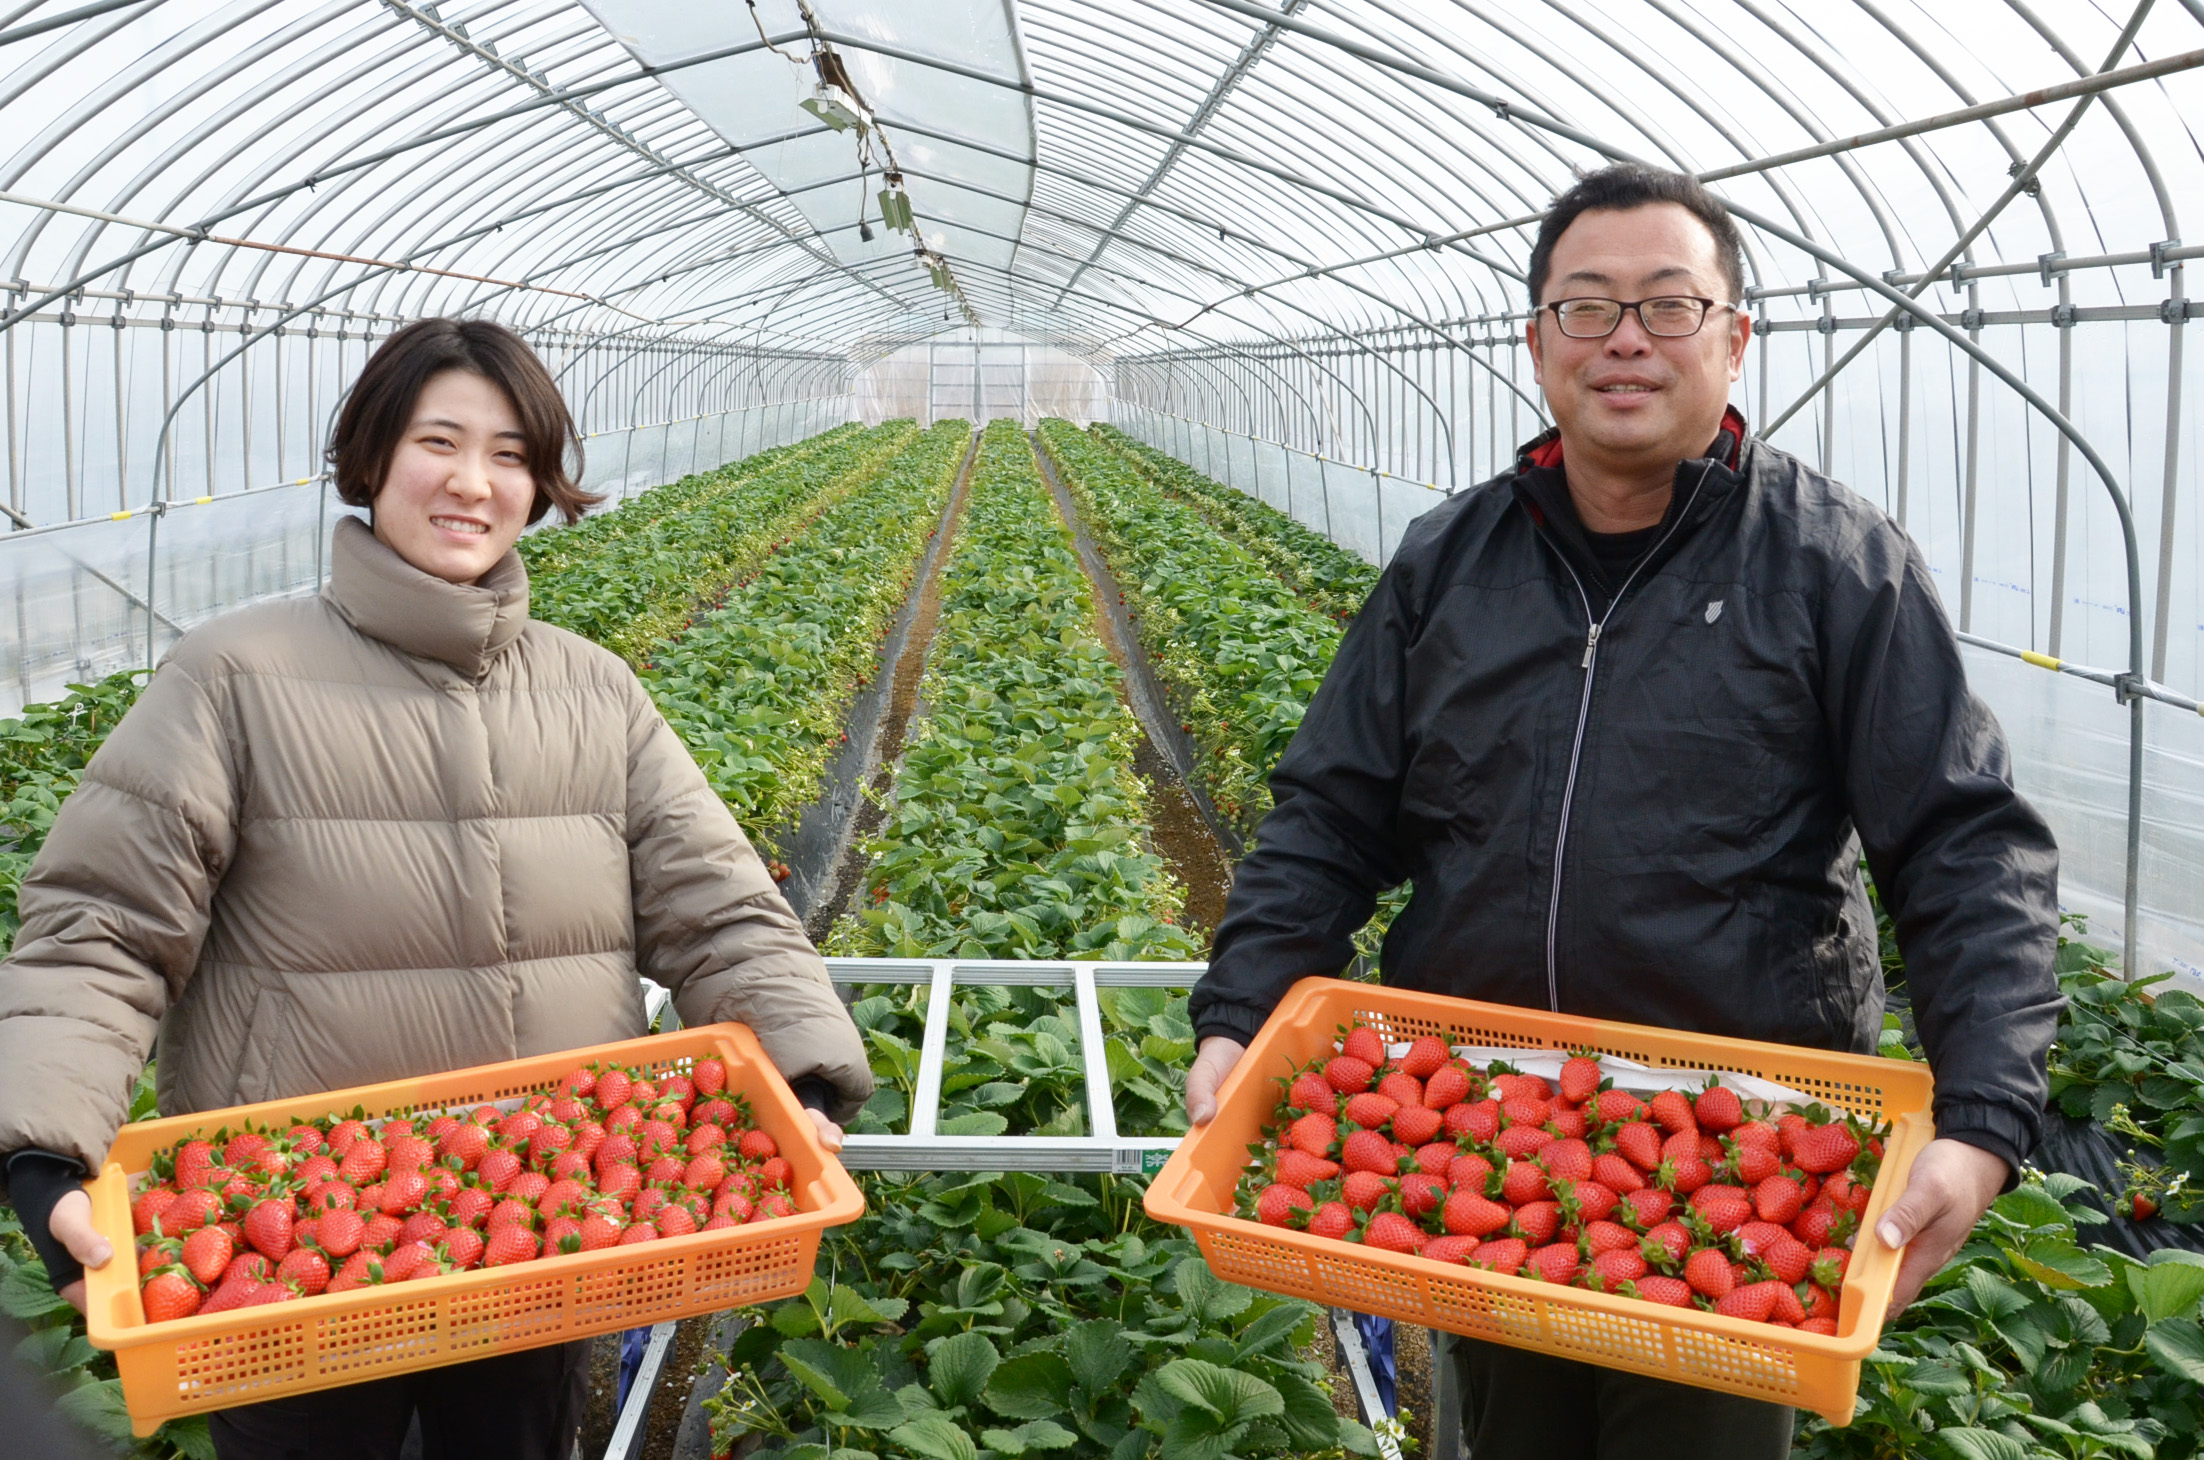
top-left (1036, 419), bottom-right (1339, 835)
top-left (1088, 423), bottom-right (1379, 622)
top-left (643, 420), bottom-right (970, 852)
top-left (828, 421), bottom-right (1201, 962)
top-left (0, 669), bottom-right (145, 952)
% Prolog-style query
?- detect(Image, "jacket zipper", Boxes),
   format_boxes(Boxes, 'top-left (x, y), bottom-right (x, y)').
top-left (1539, 460), bottom-right (1720, 1013)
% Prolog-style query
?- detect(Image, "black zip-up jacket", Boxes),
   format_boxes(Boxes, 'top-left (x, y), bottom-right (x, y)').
top-left (1191, 413), bottom-right (2063, 1171)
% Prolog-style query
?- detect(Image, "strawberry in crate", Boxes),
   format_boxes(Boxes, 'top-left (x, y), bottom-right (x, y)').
top-left (1236, 1020), bottom-right (1887, 1334)
top-left (127, 1055), bottom-right (803, 1321)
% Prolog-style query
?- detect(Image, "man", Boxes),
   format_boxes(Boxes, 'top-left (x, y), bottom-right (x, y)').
top-left (1184, 164), bottom-right (2062, 1458)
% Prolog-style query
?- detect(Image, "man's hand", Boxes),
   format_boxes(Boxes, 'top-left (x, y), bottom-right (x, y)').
top-left (803, 1108), bottom-right (845, 1154)
top-left (1186, 1036), bottom-right (1247, 1126)
top-left (45, 1188), bottom-right (110, 1314)
top-left (1874, 1138), bottom-right (2008, 1311)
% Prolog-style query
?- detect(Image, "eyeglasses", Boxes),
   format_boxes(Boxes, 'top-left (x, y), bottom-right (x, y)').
top-left (1541, 296), bottom-right (1733, 339)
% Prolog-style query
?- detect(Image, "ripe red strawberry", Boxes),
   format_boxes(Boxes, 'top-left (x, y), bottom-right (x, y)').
top-left (477, 1149), bottom-right (522, 1194)
top-left (1685, 1247), bottom-right (1737, 1299)
top-left (1510, 1200), bottom-right (1562, 1246)
top-left (1752, 1175), bottom-right (1806, 1225)
top-left (1770, 1281), bottom-right (1808, 1324)
top-left (1820, 1169), bottom-right (1870, 1215)
top-left (737, 1129), bottom-right (779, 1162)
top-left (276, 1248), bottom-right (330, 1296)
top-left (1631, 1274), bottom-right (1694, 1307)
top-left (339, 1140), bottom-right (388, 1186)
top-left (631, 1188), bottom-right (670, 1225)
top-left (1423, 1066), bottom-right (1472, 1110)
top-left (1289, 1071), bottom-right (1339, 1114)
top-left (1540, 1138), bottom-right (1593, 1184)
top-left (1325, 1056), bottom-right (1375, 1095)
top-left (1801, 1283), bottom-right (1837, 1323)
top-left (452, 1225), bottom-right (496, 1269)
top-left (1424, 1234), bottom-right (1479, 1265)
top-left (1646, 1090), bottom-right (1697, 1135)
top-left (594, 1069), bottom-right (633, 1112)
top-left (1547, 1104), bottom-right (1590, 1141)
top-left (381, 1242), bottom-right (436, 1283)
top-left (1594, 1090), bottom-right (1645, 1126)
top-left (1524, 1243), bottom-right (1580, 1285)
top-left (1727, 1138), bottom-right (1781, 1186)
top-left (174, 1138), bottom-right (218, 1186)
top-left (134, 1187), bottom-right (179, 1236)
top-left (1562, 1180), bottom-right (1620, 1226)
top-left (242, 1199), bottom-right (294, 1261)
top-left (181, 1227), bottom-right (232, 1286)
top-left (1752, 1231), bottom-right (1813, 1286)
top-left (142, 1269), bottom-right (202, 1323)
top-left (509, 1172), bottom-right (551, 1205)
top-left (1642, 1221), bottom-right (1690, 1266)
top-left (1399, 1036), bottom-right (1449, 1079)
top-left (1592, 1154), bottom-right (1645, 1194)
top-left (165, 1189), bottom-right (220, 1235)
top-left (1392, 1105), bottom-right (1444, 1147)
top-left (1694, 1085), bottom-right (1745, 1133)
top-left (1446, 1152), bottom-right (1495, 1191)
top-left (138, 1240), bottom-right (178, 1278)
top-left (752, 1196), bottom-right (790, 1226)
top-left (386, 1133), bottom-right (435, 1173)
top-left (1444, 1189), bottom-right (1513, 1238)
top-left (1811, 1248), bottom-right (1850, 1289)
top-left (1342, 1130), bottom-right (1398, 1176)
top-left (1499, 1095), bottom-right (1551, 1131)
top-left (619, 1222), bottom-right (660, 1245)
top-left (1472, 1237), bottom-right (1527, 1275)
top-left (1496, 1124), bottom-right (1555, 1159)
top-left (1731, 1119), bottom-right (1781, 1153)
top-left (1584, 1220), bottom-right (1637, 1255)
top-left (1364, 1213), bottom-right (1421, 1253)
top-left (1612, 1122), bottom-right (1664, 1173)
top-left (484, 1227), bottom-right (538, 1266)
top-left (681, 1153), bottom-right (726, 1192)
top-left (1377, 1072), bottom-right (1425, 1110)
top-left (1451, 1099), bottom-right (1501, 1144)
top-left (438, 1123), bottom-right (490, 1171)
top-left (326, 1252), bottom-right (378, 1293)
top-left (1343, 1093), bottom-right (1399, 1130)
top-left (1715, 1280), bottom-right (1783, 1322)
top-left (1341, 1026), bottom-right (1387, 1068)
top-left (1559, 1056), bottom-right (1603, 1105)
top-left (578, 1212), bottom-right (625, 1251)
top-left (1501, 1160), bottom-right (1550, 1207)
top-left (1286, 1111), bottom-right (1339, 1158)
top-left (1342, 1172), bottom-right (1389, 1212)
top-left (1308, 1201), bottom-right (1354, 1241)
top-left (1790, 1123), bottom-right (1861, 1175)
top-left (1588, 1248), bottom-right (1648, 1291)
top-left (1256, 1183), bottom-right (1314, 1228)
top-left (1798, 1315), bottom-right (1839, 1336)
top-left (486, 1199), bottom-right (535, 1234)
top-left (1412, 1142), bottom-right (1459, 1177)
top-left (1399, 1173), bottom-right (1445, 1219)
top-left (316, 1209), bottom-right (366, 1258)
top-left (223, 1252), bottom-right (272, 1286)
top-left (378, 1171), bottom-right (429, 1216)
top-left (1622, 1186), bottom-right (1675, 1229)
top-left (360, 1213), bottom-right (404, 1251)
top-left (1691, 1185), bottom-right (1753, 1234)
top-left (713, 1192), bottom-right (755, 1225)
top-left (1276, 1150), bottom-right (1340, 1187)
top-left (688, 1057), bottom-right (725, 1100)
top-left (400, 1211), bottom-right (449, 1248)
top-left (1661, 1154), bottom-right (1714, 1196)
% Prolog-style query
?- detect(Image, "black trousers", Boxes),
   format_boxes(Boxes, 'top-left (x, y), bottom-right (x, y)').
top-left (1452, 1338), bottom-right (1794, 1460)
top-left (209, 1340), bottom-right (592, 1460)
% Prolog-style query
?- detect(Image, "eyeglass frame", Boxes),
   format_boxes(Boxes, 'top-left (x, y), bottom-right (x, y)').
top-left (1536, 295), bottom-right (1739, 339)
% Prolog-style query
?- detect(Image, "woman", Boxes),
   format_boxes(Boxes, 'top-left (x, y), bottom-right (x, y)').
top-left (0, 318), bottom-right (872, 1458)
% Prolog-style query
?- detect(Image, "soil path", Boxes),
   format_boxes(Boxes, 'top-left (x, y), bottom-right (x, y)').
top-left (1030, 433), bottom-right (1237, 935)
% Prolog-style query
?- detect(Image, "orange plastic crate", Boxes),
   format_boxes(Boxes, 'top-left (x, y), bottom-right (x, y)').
top-left (82, 1022), bottom-right (864, 1436)
top-left (1144, 978), bottom-right (1935, 1425)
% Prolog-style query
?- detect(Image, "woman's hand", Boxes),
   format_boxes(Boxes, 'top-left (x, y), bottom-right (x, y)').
top-left (804, 1108), bottom-right (844, 1153)
top-left (45, 1188), bottom-right (111, 1314)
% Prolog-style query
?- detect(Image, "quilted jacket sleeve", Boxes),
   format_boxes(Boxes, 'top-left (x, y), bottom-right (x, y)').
top-left (0, 662), bottom-right (239, 1194)
top-left (622, 681), bottom-right (874, 1122)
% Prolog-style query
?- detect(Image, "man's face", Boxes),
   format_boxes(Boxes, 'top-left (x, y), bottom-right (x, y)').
top-left (1526, 203), bottom-right (1751, 470)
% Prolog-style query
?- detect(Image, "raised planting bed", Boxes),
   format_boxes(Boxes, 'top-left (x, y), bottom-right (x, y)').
top-left (826, 420), bottom-right (1201, 964)
top-left (641, 419), bottom-right (972, 864)
top-left (1037, 418), bottom-right (1341, 837)
top-left (1089, 422), bottom-right (1379, 622)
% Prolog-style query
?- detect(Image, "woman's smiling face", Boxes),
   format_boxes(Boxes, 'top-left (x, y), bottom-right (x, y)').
top-left (370, 368), bottom-right (538, 584)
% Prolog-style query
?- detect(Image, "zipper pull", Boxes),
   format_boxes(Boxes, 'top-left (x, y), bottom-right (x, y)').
top-left (1580, 623), bottom-right (1601, 669)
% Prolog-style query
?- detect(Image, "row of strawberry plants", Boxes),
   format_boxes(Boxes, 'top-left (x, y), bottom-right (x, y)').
top-left (826, 420), bottom-right (1202, 963)
top-left (517, 425), bottom-right (857, 582)
top-left (1088, 423), bottom-right (1379, 622)
top-left (525, 420), bottom-right (918, 662)
top-left (1036, 418), bottom-right (1339, 837)
top-left (641, 419), bottom-right (971, 857)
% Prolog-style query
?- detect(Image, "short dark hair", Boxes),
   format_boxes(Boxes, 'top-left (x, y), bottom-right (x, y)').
top-left (1527, 164), bottom-right (1747, 309)
top-left (328, 317), bottom-right (598, 525)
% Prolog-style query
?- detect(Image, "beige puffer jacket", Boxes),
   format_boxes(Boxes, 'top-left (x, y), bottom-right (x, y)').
top-left (0, 517), bottom-right (872, 1185)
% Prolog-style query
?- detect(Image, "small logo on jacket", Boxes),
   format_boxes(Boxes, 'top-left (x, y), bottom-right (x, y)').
top-left (1705, 600), bottom-right (1724, 624)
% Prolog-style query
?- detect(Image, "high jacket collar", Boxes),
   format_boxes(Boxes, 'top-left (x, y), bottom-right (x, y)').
top-left (323, 516), bottom-right (530, 678)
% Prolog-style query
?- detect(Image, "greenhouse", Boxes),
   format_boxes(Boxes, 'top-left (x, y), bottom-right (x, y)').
top-left (1, 1), bottom-right (2202, 1457)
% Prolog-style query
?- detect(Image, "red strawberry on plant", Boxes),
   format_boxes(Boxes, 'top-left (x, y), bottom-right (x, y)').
top-left (1694, 1085), bottom-right (1745, 1133)
top-left (1341, 1172), bottom-right (1389, 1212)
top-left (1423, 1066), bottom-right (1472, 1110)
top-left (1425, 1234), bottom-right (1479, 1265)
top-left (1342, 1130), bottom-right (1398, 1176)
top-left (243, 1199), bottom-right (294, 1261)
top-left (1400, 1036), bottom-right (1450, 1079)
top-left (1341, 1026), bottom-right (1386, 1068)
top-left (1559, 1055), bottom-right (1603, 1105)
top-left (1256, 1183), bottom-right (1314, 1227)
top-left (1277, 1150), bottom-right (1341, 1187)
top-left (1444, 1190), bottom-right (1512, 1238)
top-left (1324, 1056), bottom-right (1375, 1095)
top-left (1392, 1105), bottom-right (1444, 1147)
top-left (1472, 1237), bottom-right (1527, 1275)
top-left (142, 1269), bottom-right (202, 1323)
top-left (277, 1248), bottom-right (330, 1296)
top-left (1524, 1244), bottom-right (1580, 1285)
top-left (1588, 1248), bottom-right (1648, 1291)
top-left (1364, 1213), bottom-right (1421, 1253)
top-left (1629, 1274), bottom-right (1694, 1308)
top-left (1685, 1247), bottom-right (1736, 1299)
top-left (181, 1227), bottom-right (232, 1286)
